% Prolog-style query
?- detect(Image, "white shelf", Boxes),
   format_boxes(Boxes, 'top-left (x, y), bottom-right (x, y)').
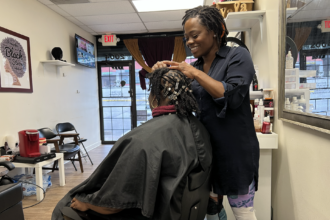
top-left (225, 10), bottom-right (266, 51)
top-left (41, 60), bottom-right (75, 67)
top-left (250, 91), bottom-right (263, 99)
top-left (256, 132), bottom-right (278, 149)
top-left (286, 7), bottom-right (297, 18)
top-left (225, 10), bottom-right (265, 32)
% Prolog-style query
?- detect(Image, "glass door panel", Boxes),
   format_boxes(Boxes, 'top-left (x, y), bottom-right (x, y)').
top-left (99, 62), bottom-right (134, 143)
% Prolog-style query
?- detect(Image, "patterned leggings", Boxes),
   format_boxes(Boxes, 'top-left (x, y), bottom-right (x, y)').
top-left (207, 180), bottom-right (257, 220)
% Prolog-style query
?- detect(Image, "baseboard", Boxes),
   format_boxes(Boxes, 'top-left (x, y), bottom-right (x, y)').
top-left (84, 141), bottom-right (102, 152)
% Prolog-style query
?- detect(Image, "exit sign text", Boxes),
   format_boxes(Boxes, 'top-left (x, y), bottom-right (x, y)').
top-left (104, 35), bottom-right (114, 42)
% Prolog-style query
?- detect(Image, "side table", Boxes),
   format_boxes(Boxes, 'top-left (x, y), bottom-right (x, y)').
top-left (12, 153), bottom-right (65, 201)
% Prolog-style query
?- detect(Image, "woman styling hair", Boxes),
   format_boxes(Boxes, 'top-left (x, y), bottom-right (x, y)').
top-left (152, 6), bottom-right (260, 220)
top-left (52, 68), bottom-right (212, 220)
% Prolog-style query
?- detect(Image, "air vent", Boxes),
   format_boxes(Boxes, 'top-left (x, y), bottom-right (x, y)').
top-left (50, 0), bottom-right (90, 4)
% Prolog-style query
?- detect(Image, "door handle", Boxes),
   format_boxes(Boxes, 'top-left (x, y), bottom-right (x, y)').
top-left (128, 89), bottom-right (134, 97)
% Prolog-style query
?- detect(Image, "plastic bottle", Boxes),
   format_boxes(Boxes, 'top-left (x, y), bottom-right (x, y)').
top-left (261, 116), bottom-right (271, 134)
top-left (286, 51), bottom-right (294, 69)
top-left (252, 74), bottom-right (258, 91)
top-left (253, 109), bottom-right (262, 132)
top-left (254, 99), bottom-right (259, 109)
top-left (285, 98), bottom-right (291, 110)
top-left (258, 99), bottom-right (265, 124)
top-left (298, 95), bottom-right (306, 112)
top-left (291, 96), bottom-right (298, 111)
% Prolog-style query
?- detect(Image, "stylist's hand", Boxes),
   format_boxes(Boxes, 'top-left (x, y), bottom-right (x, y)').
top-left (151, 61), bottom-right (168, 71)
top-left (163, 61), bottom-right (197, 79)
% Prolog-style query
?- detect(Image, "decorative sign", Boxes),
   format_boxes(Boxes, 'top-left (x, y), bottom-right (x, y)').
top-left (0, 26), bottom-right (33, 93)
top-left (320, 20), bottom-right (330, 33)
top-left (102, 35), bottom-right (117, 46)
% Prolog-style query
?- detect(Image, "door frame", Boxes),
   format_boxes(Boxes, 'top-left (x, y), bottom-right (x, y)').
top-left (97, 60), bottom-right (137, 144)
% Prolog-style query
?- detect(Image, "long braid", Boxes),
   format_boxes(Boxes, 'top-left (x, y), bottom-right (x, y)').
top-left (182, 6), bottom-right (228, 47)
top-left (147, 68), bottom-right (199, 118)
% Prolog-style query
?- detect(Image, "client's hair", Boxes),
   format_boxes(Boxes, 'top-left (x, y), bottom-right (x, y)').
top-left (147, 68), bottom-right (199, 118)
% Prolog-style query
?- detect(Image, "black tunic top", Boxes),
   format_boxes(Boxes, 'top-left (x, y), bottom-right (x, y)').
top-left (52, 115), bottom-right (212, 220)
top-left (192, 46), bottom-right (260, 196)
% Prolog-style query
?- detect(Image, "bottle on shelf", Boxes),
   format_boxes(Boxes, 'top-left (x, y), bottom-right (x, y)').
top-left (252, 74), bottom-right (259, 91)
top-left (298, 95), bottom-right (306, 112)
top-left (254, 99), bottom-right (259, 109)
top-left (285, 98), bottom-right (291, 110)
top-left (291, 96), bottom-right (298, 111)
top-left (286, 50), bottom-right (294, 69)
top-left (261, 116), bottom-right (271, 134)
top-left (258, 99), bottom-right (265, 124)
top-left (254, 109), bottom-right (262, 132)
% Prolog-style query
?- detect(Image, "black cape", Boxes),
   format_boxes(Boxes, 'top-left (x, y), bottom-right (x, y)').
top-left (52, 115), bottom-right (212, 220)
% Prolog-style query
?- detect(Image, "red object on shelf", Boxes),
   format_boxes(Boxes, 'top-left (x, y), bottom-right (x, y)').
top-left (261, 121), bottom-right (271, 134)
top-left (18, 130), bottom-right (41, 158)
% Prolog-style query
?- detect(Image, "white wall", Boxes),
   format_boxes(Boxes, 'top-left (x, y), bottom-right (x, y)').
top-left (250, 0), bottom-right (330, 219)
top-left (0, 0), bottom-right (101, 150)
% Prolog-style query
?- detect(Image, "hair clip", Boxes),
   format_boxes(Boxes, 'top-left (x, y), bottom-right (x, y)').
top-left (164, 90), bottom-right (169, 97)
top-left (175, 81), bottom-right (179, 90)
top-left (168, 87), bottom-right (171, 91)
top-left (182, 86), bottom-right (186, 89)
top-left (189, 90), bottom-right (192, 93)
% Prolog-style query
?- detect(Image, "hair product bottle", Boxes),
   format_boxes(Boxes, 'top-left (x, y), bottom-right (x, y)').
top-left (291, 96), bottom-right (298, 111)
top-left (285, 98), bottom-right (291, 110)
top-left (286, 51), bottom-right (294, 69)
top-left (258, 99), bottom-right (265, 124)
top-left (254, 109), bottom-right (262, 132)
top-left (298, 95), bottom-right (306, 112)
top-left (252, 74), bottom-right (259, 91)
top-left (261, 116), bottom-right (271, 134)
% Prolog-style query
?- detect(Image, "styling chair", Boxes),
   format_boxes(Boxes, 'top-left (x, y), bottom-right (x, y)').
top-left (56, 123), bottom-right (93, 165)
top-left (60, 163), bottom-right (211, 220)
top-left (0, 161), bottom-right (25, 220)
top-left (38, 128), bottom-right (84, 173)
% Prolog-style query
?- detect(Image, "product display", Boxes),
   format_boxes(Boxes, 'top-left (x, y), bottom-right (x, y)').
top-left (264, 99), bottom-right (274, 107)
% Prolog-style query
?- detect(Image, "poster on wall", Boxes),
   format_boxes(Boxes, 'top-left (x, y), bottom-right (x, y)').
top-left (0, 26), bottom-right (33, 93)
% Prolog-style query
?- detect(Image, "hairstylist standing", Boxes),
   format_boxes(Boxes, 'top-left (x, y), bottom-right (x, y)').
top-left (152, 6), bottom-right (259, 220)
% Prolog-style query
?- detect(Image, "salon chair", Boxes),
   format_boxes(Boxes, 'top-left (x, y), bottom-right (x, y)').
top-left (0, 161), bottom-right (25, 220)
top-left (61, 164), bottom-right (211, 220)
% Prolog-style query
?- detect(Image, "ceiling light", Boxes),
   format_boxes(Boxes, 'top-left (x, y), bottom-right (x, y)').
top-left (132, 0), bottom-right (204, 12)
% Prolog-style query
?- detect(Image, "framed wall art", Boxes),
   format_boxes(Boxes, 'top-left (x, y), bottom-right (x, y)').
top-left (0, 26), bottom-right (33, 93)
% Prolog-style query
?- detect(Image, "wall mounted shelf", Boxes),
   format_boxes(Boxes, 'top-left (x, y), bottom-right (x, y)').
top-left (225, 10), bottom-right (265, 57)
top-left (286, 7), bottom-right (298, 18)
top-left (40, 60), bottom-right (75, 67)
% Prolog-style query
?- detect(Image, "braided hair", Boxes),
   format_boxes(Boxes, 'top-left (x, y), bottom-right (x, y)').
top-left (147, 68), bottom-right (199, 118)
top-left (182, 6), bottom-right (229, 47)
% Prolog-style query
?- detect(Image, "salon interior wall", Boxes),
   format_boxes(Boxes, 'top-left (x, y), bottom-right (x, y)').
top-left (0, 0), bottom-right (101, 152)
top-left (248, 0), bottom-right (330, 219)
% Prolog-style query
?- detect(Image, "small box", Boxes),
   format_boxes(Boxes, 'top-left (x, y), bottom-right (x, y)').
top-left (264, 99), bottom-right (274, 107)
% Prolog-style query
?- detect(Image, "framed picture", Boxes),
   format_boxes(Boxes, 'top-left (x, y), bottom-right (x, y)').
top-left (0, 26), bottom-right (33, 93)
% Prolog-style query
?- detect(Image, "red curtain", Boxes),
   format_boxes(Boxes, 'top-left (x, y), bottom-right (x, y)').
top-left (138, 37), bottom-right (175, 90)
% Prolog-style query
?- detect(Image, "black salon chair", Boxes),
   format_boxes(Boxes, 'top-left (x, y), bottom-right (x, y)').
top-left (0, 161), bottom-right (25, 220)
top-left (61, 164), bottom-right (211, 220)
top-left (56, 122), bottom-right (93, 165)
top-left (38, 128), bottom-right (84, 173)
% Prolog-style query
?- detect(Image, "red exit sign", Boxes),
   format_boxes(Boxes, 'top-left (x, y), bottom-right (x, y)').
top-left (102, 35), bottom-right (117, 46)
top-left (325, 20), bottom-right (330, 28)
top-left (104, 35), bottom-right (114, 42)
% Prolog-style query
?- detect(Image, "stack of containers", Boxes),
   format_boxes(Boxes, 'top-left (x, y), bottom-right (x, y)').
top-left (285, 68), bottom-right (299, 89)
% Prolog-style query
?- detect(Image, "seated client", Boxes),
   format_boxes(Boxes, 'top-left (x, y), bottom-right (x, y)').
top-left (52, 68), bottom-right (212, 220)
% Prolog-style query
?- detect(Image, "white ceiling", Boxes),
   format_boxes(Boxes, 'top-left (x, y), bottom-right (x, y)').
top-left (37, 0), bottom-right (214, 35)
top-left (288, 0), bottom-right (330, 23)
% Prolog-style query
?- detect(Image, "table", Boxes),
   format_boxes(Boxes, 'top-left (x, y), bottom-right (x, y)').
top-left (223, 132), bottom-right (278, 220)
top-left (12, 153), bottom-right (65, 201)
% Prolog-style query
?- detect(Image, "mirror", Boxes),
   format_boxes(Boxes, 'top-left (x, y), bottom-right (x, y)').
top-left (284, 0), bottom-right (330, 117)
